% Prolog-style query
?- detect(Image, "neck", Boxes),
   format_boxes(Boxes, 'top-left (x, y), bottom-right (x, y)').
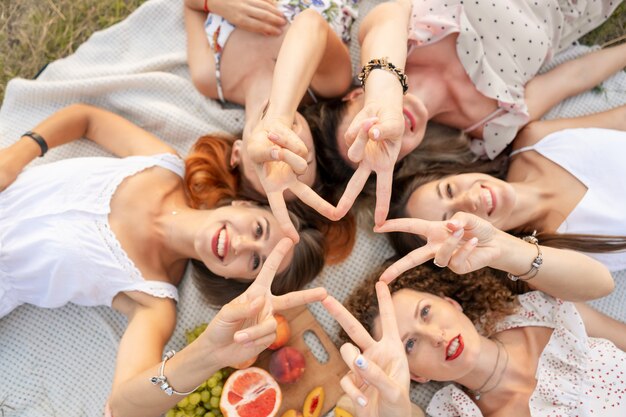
top-left (407, 75), bottom-right (450, 120)
top-left (157, 197), bottom-right (210, 264)
top-left (456, 337), bottom-right (504, 395)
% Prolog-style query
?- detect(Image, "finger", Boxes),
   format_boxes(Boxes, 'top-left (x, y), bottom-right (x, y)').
top-left (268, 130), bottom-right (308, 158)
top-left (289, 182), bottom-right (338, 220)
top-left (254, 237), bottom-right (294, 288)
top-left (249, 0), bottom-right (286, 20)
top-left (272, 287), bottom-right (328, 310)
top-left (218, 295), bottom-right (265, 325)
top-left (373, 168), bottom-right (393, 226)
top-left (375, 282), bottom-right (400, 339)
top-left (368, 116), bottom-right (405, 142)
top-left (248, 145), bottom-right (308, 174)
top-left (351, 354), bottom-right (404, 401)
top-left (334, 165), bottom-right (371, 219)
top-left (266, 191), bottom-right (300, 242)
top-left (234, 315), bottom-right (277, 344)
top-left (345, 116), bottom-right (379, 145)
top-left (447, 237), bottom-right (479, 272)
top-left (340, 374), bottom-right (369, 409)
top-left (379, 246), bottom-right (433, 284)
top-left (339, 343), bottom-right (365, 387)
top-left (373, 218), bottom-right (432, 236)
top-left (321, 296), bottom-right (375, 350)
top-left (238, 16), bottom-right (284, 36)
top-left (347, 124), bottom-right (371, 163)
top-left (433, 227), bottom-right (464, 268)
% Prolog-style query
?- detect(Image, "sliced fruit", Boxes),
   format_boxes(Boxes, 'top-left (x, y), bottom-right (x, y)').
top-left (334, 406), bottom-right (354, 417)
top-left (268, 314), bottom-right (291, 350)
top-left (281, 410), bottom-right (304, 417)
top-left (220, 367), bottom-right (282, 417)
top-left (302, 386), bottom-right (325, 417)
top-left (269, 346), bottom-right (306, 384)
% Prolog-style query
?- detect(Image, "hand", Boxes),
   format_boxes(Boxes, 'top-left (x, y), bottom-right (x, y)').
top-left (334, 117), bottom-right (402, 225)
top-left (374, 212), bottom-right (503, 283)
top-left (208, 0), bottom-right (287, 36)
top-left (247, 118), bottom-right (309, 174)
top-left (323, 282), bottom-right (411, 417)
top-left (201, 238), bottom-right (327, 367)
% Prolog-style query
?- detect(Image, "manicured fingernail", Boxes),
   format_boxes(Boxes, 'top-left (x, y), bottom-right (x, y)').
top-left (470, 237), bottom-right (478, 246)
top-left (371, 128), bottom-right (380, 139)
top-left (234, 332), bottom-right (249, 343)
top-left (268, 132), bottom-right (279, 141)
top-left (270, 148), bottom-right (279, 160)
top-left (453, 228), bottom-right (464, 238)
top-left (357, 396), bottom-right (367, 407)
top-left (355, 354), bottom-right (368, 370)
top-left (448, 220), bottom-right (461, 228)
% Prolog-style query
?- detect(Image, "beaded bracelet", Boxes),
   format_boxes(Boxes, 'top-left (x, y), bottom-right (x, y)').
top-left (22, 131), bottom-right (49, 157)
top-left (507, 232), bottom-right (543, 281)
top-left (357, 57), bottom-right (408, 94)
top-left (150, 350), bottom-right (198, 396)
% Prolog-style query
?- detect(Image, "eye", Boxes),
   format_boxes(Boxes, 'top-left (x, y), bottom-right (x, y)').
top-left (405, 338), bottom-right (416, 354)
top-left (420, 305), bottom-right (430, 320)
top-left (255, 222), bottom-right (263, 238)
top-left (252, 253), bottom-right (261, 271)
top-left (446, 184), bottom-right (453, 198)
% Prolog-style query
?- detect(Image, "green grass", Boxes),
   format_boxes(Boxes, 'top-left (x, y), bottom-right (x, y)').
top-left (0, 0), bottom-right (624, 103)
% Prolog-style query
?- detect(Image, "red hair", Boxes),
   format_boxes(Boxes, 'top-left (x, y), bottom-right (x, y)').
top-left (185, 134), bottom-right (239, 209)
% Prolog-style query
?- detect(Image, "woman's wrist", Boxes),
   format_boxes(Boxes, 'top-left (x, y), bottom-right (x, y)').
top-left (15, 136), bottom-right (42, 162)
top-left (490, 231), bottom-right (538, 276)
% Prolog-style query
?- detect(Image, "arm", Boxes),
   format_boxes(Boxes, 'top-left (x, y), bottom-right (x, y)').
top-left (376, 212), bottom-right (614, 302)
top-left (0, 104), bottom-right (174, 191)
top-left (184, 0), bottom-right (286, 36)
top-left (514, 104), bottom-right (626, 148)
top-left (184, 4), bottom-right (218, 97)
top-left (524, 42), bottom-right (626, 121)
top-left (574, 302), bottom-right (626, 351)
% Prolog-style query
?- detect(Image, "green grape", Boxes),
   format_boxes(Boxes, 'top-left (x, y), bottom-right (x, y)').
top-left (177, 397), bottom-right (189, 409)
top-left (194, 405), bottom-right (207, 416)
top-left (204, 412), bottom-right (216, 417)
top-left (185, 403), bottom-right (196, 412)
top-left (210, 386), bottom-right (222, 397)
top-left (213, 409), bottom-right (222, 417)
top-left (213, 371), bottom-right (223, 381)
top-left (200, 390), bottom-right (211, 403)
top-left (166, 410), bottom-right (177, 417)
top-left (207, 377), bottom-right (218, 388)
top-left (189, 393), bottom-right (202, 406)
top-left (198, 381), bottom-right (207, 390)
top-left (175, 411), bottom-right (186, 417)
top-left (209, 396), bottom-right (220, 409)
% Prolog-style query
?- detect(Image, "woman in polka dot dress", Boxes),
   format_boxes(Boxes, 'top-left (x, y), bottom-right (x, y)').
top-left (322, 0), bottom-right (625, 226)
top-left (323, 212), bottom-right (626, 417)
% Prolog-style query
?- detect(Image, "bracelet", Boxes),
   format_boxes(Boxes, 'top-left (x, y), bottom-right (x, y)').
top-left (357, 57), bottom-right (408, 95)
top-left (507, 231), bottom-right (542, 281)
top-left (22, 131), bottom-right (49, 157)
top-left (149, 350), bottom-right (198, 396)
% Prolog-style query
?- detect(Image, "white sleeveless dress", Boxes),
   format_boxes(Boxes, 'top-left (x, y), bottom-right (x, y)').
top-left (0, 153), bottom-right (182, 317)
top-left (510, 128), bottom-right (626, 271)
top-left (427, 291), bottom-right (626, 417)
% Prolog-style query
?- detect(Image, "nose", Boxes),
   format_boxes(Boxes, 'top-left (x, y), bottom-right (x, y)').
top-left (453, 190), bottom-right (478, 214)
top-left (423, 327), bottom-right (446, 347)
top-left (231, 235), bottom-right (261, 255)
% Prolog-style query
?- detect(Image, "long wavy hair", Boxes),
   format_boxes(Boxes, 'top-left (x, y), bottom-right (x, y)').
top-left (343, 261), bottom-right (522, 340)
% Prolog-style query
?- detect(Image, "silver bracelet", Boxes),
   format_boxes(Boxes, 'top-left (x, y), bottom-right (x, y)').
top-left (149, 350), bottom-right (198, 396)
top-left (507, 231), bottom-right (542, 282)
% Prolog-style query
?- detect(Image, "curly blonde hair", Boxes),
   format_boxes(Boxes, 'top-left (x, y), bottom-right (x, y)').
top-left (343, 262), bottom-right (524, 340)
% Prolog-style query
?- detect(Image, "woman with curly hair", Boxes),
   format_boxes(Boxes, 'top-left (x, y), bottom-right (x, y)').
top-left (323, 213), bottom-right (626, 417)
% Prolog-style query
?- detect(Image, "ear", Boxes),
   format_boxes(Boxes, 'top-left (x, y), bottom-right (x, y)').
top-left (443, 296), bottom-right (463, 312)
top-left (341, 87), bottom-right (364, 102)
top-left (231, 200), bottom-right (255, 208)
top-left (410, 372), bottom-right (430, 384)
top-left (230, 139), bottom-right (243, 168)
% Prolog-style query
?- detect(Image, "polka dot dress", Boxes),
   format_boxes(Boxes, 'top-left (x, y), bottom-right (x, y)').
top-left (427, 292), bottom-right (626, 416)
top-left (406, 0), bottom-right (622, 159)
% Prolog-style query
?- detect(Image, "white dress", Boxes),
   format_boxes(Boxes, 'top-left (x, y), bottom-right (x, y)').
top-left (0, 153), bottom-right (182, 317)
top-left (510, 128), bottom-right (626, 271)
top-left (427, 291), bottom-right (626, 417)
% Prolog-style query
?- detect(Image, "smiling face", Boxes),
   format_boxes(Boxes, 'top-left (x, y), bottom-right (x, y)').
top-left (335, 89), bottom-right (428, 167)
top-left (194, 202), bottom-right (292, 280)
top-left (235, 111), bottom-right (317, 199)
top-left (406, 173), bottom-right (516, 229)
top-left (373, 289), bottom-right (481, 382)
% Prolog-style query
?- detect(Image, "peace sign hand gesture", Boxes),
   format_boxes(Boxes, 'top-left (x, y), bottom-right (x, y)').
top-left (201, 238), bottom-right (328, 368)
top-left (375, 212), bottom-right (503, 283)
top-left (323, 282), bottom-right (411, 417)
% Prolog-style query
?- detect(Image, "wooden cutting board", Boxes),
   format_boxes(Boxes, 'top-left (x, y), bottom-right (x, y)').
top-left (255, 305), bottom-right (349, 416)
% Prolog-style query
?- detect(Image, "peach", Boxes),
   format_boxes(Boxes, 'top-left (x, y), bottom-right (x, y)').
top-left (334, 407), bottom-right (354, 417)
top-left (269, 346), bottom-right (306, 384)
top-left (281, 410), bottom-right (304, 417)
top-left (303, 386), bottom-right (325, 417)
top-left (268, 313), bottom-right (291, 350)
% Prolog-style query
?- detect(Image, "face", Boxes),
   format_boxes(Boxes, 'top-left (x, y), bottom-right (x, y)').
top-left (235, 112), bottom-right (317, 199)
top-left (406, 173), bottom-right (516, 229)
top-left (194, 202), bottom-right (293, 280)
top-left (373, 289), bottom-right (481, 382)
top-left (335, 89), bottom-right (428, 167)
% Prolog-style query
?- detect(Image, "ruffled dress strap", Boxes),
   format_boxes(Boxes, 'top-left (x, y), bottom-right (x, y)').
top-left (427, 384), bottom-right (484, 417)
top-left (120, 280), bottom-right (179, 302)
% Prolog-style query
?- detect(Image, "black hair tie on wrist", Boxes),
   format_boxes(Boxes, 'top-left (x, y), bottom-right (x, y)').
top-left (22, 131), bottom-right (49, 157)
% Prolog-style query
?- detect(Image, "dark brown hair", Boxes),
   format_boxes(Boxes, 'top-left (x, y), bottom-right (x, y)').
top-left (343, 261), bottom-right (521, 340)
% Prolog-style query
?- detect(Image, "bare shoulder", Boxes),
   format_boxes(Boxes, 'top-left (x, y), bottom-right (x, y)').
top-left (112, 290), bottom-right (177, 323)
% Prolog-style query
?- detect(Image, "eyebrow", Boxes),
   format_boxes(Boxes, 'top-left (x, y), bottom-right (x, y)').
top-left (264, 218), bottom-right (270, 241)
top-left (401, 298), bottom-right (423, 342)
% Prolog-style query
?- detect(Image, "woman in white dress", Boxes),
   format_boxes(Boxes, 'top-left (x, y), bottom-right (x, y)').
top-left (0, 104), bottom-right (326, 417)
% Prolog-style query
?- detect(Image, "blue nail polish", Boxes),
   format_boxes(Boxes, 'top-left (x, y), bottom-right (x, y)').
top-left (355, 354), bottom-right (368, 370)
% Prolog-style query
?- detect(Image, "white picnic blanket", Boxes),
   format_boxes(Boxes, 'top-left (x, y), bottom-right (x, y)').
top-left (1, 0), bottom-right (625, 415)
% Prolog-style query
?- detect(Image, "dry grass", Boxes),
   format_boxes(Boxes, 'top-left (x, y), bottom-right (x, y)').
top-left (0, 0), bottom-right (624, 103)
